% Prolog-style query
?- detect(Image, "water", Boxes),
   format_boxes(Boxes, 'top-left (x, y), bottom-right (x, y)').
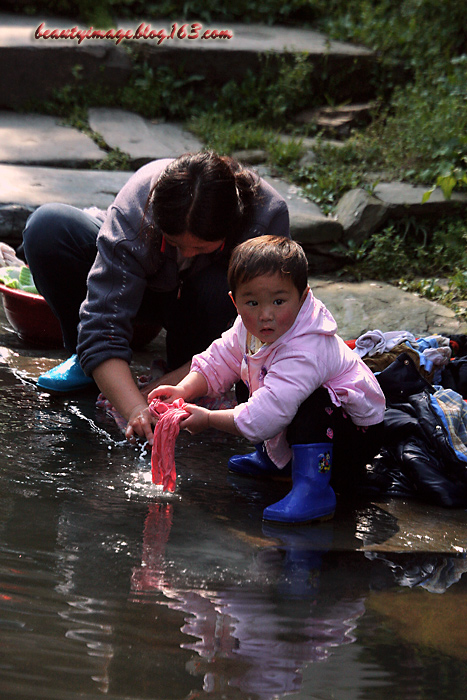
top-left (1, 358), bottom-right (467, 700)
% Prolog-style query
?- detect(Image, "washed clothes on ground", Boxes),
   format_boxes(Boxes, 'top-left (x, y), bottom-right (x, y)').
top-left (369, 352), bottom-right (467, 507)
top-left (77, 159), bottom-right (290, 376)
top-left (191, 290), bottom-right (386, 468)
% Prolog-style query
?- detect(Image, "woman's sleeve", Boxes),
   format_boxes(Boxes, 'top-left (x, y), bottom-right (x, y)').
top-left (77, 207), bottom-right (148, 376)
top-left (264, 199), bottom-right (290, 239)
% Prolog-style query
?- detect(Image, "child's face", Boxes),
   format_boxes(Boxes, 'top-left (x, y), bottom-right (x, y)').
top-left (230, 272), bottom-right (308, 344)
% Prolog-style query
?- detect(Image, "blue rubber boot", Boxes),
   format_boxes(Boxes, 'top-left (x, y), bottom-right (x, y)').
top-left (228, 444), bottom-right (291, 479)
top-left (36, 354), bottom-right (95, 393)
top-left (262, 443), bottom-right (336, 524)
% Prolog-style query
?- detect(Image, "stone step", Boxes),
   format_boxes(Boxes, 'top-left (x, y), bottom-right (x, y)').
top-left (0, 111), bottom-right (105, 167)
top-left (0, 164), bottom-right (130, 245)
top-left (0, 14), bottom-right (132, 110)
top-left (0, 13), bottom-right (376, 109)
top-left (137, 22), bottom-right (376, 102)
top-left (335, 183), bottom-right (467, 246)
top-left (294, 102), bottom-right (376, 138)
top-left (87, 108), bottom-right (203, 168)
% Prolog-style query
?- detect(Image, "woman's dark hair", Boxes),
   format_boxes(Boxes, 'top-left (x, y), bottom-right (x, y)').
top-left (148, 152), bottom-right (260, 246)
top-left (228, 235), bottom-right (309, 298)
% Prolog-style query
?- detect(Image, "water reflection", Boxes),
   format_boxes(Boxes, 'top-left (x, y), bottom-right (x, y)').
top-left (130, 504), bottom-right (362, 697)
top-left (129, 502), bottom-right (467, 699)
top-left (1, 363), bottom-right (467, 699)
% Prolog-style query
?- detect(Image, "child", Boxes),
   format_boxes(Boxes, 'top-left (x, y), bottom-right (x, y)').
top-left (149, 235), bottom-right (386, 524)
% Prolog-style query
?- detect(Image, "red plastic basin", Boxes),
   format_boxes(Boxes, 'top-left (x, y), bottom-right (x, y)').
top-left (0, 283), bottom-right (62, 347)
top-left (0, 283), bottom-right (162, 349)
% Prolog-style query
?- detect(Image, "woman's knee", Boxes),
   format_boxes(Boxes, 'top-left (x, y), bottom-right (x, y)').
top-left (23, 204), bottom-right (70, 263)
top-left (22, 203), bottom-right (98, 265)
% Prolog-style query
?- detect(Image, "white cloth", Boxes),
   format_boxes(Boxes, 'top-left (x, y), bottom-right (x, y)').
top-left (0, 242), bottom-right (23, 268)
top-left (354, 329), bottom-right (417, 358)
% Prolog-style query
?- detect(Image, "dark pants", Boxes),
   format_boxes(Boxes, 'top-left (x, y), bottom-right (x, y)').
top-left (21, 203), bottom-right (236, 368)
top-left (287, 388), bottom-right (383, 491)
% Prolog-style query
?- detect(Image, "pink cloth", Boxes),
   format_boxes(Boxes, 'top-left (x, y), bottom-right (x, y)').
top-left (148, 398), bottom-right (190, 491)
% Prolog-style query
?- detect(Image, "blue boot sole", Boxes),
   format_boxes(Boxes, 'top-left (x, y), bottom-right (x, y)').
top-left (262, 508), bottom-right (335, 525)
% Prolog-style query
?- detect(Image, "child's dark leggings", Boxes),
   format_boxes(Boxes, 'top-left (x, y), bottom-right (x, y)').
top-left (287, 387), bottom-right (383, 492)
top-left (235, 382), bottom-right (383, 490)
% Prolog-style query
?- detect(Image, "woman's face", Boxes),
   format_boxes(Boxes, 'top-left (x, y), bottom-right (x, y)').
top-left (163, 231), bottom-right (224, 258)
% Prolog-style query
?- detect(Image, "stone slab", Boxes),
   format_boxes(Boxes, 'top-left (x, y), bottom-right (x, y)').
top-left (335, 188), bottom-right (389, 244)
top-left (126, 22), bottom-right (373, 56)
top-left (0, 164), bottom-right (131, 242)
top-left (309, 277), bottom-right (467, 339)
top-left (88, 108), bottom-right (203, 167)
top-left (0, 111), bottom-right (105, 167)
top-left (258, 170), bottom-right (344, 250)
top-left (135, 22), bottom-right (375, 101)
top-left (374, 181), bottom-right (467, 217)
top-left (0, 15), bottom-right (372, 56)
top-left (259, 171), bottom-right (323, 219)
top-left (0, 14), bottom-right (133, 109)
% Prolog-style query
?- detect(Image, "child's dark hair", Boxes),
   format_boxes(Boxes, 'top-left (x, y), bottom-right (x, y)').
top-left (228, 235), bottom-right (309, 298)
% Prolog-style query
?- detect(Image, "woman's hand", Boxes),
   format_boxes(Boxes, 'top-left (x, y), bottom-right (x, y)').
top-left (148, 384), bottom-right (186, 404)
top-left (179, 404), bottom-right (211, 435)
top-left (125, 402), bottom-right (157, 446)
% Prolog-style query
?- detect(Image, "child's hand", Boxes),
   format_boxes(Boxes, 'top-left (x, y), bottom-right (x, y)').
top-left (148, 384), bottom-right (186, 404)
top-left (179, 404), bottom-right (210, 435)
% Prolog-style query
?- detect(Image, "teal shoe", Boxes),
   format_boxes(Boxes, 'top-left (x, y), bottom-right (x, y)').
top-left (36, 354), bottom-right (95, 393)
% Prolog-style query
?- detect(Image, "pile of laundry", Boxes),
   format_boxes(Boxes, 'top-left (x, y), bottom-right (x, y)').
top-left (351, 328), bottom-right (467, 508)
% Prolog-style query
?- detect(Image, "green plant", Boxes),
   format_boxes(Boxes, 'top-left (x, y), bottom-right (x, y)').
top-left (268, 138), bottom-right (304, 170)
top-left (215, 52), bottom-right (316, 127)
top-left (92, 148), bottom-right (132, 170)
top-left (189, 114), bottom-right (275, 154)
top-left (342, 216), bottom-right (467, 282)
top-left (295, 143), bottom-right (369, 213)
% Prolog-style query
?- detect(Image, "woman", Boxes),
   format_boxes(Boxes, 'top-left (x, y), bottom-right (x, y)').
top-left (22, 152), bottom-right (290, 444)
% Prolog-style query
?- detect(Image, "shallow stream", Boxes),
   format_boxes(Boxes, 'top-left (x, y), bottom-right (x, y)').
top-left (1, 343), bottom-right (467, 700)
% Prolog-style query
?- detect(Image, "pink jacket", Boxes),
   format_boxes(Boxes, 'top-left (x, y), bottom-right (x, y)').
top-left (191, 290), bottom-right (386, 467)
